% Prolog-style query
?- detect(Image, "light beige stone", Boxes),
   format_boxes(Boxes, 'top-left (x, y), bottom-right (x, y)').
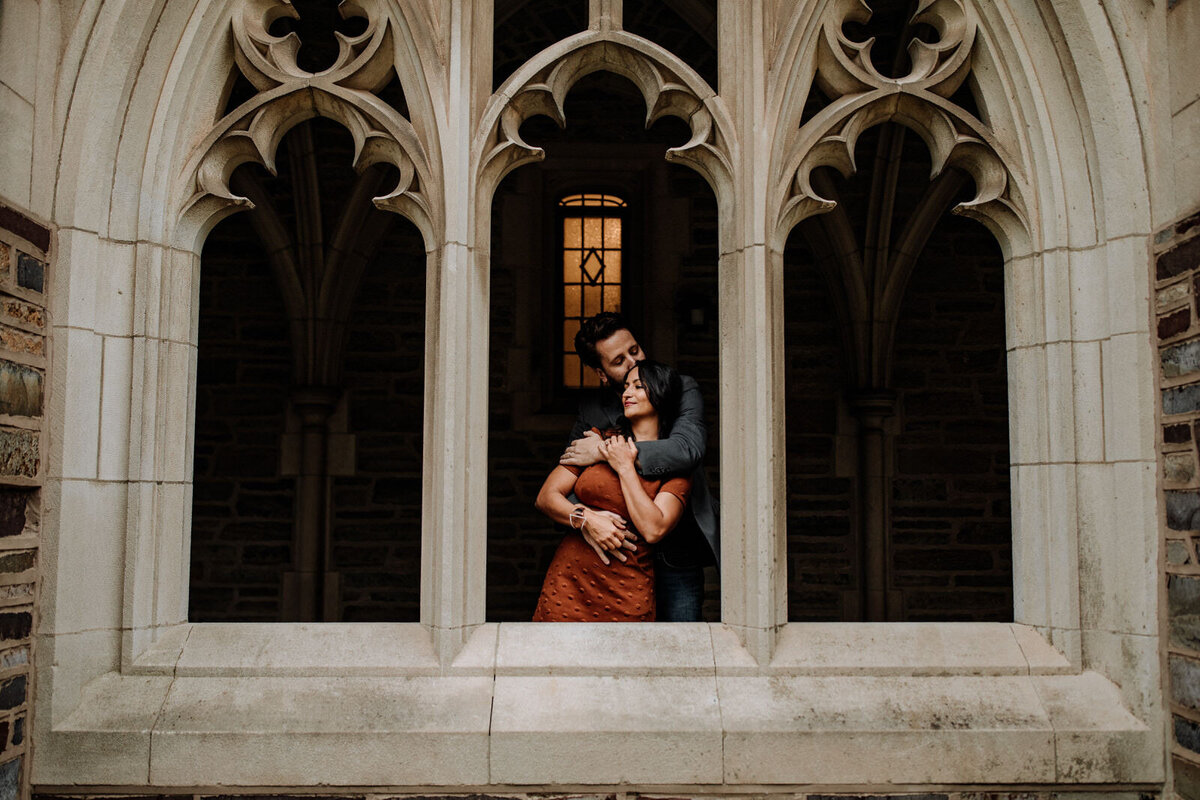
top-left (0, 84), bottom-right (33, 208)
top-left (51, 326), bottom-right (103, 480)
top-left (170, 623), bottom-right (439, 676)
top-left (1172, 98), bottom-right (1200, 218)
top-left (33, 672), bottom-right (170, 786)
top-left (0, 0), bottom-right (38, 101)
top-left (769, 622), bottom-right (1032, 675)
top-left (1011, 623), bottom-right (1073, 674)
top-left (719, 675), bottom-right (1055, 783)
top-left (40, 479), bottom-right (127, 635)
top-left (1007, 345), bottom-right (1048, 466)
top-left (93, 239), bottom-right (136, 337)
top-left (1034, 671), bottom-right (1162, 782)
top-left (490, 675), bottom-right (723, 784)
top-left (150, 676), bottom-right (492, 785)
top-left (496, 621), bottom-right (713, 675)
top-left (98, 334), bottom-right (133, 480)
top-left (1104, 234), bottom-right (1152, 337)
top-left (1070, 339), bottom-right (1104, 463)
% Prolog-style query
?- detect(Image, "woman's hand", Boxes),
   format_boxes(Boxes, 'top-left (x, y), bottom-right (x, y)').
top-left (580, 508), bottom-right (637, 565)
top-left (599, 434), bottom-right (639, 475)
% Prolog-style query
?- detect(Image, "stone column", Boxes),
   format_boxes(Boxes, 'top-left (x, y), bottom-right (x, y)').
top-left (424, 0), bottom-right (493, 666)
top-left (717, 0), bottom-right (785, 663)
top-left (281, 387), bottom-right (339, 622)
top-left (851, 391), bottom-right (896, 621)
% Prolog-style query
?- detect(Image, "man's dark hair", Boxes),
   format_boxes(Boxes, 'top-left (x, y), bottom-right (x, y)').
top-left (622, 359), bottom-right (683, 436)
top-left (574, 311), bottom-right (636, 369)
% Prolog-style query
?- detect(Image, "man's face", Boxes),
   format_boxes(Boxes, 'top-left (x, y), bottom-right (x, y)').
top-left (592, 328), bottom-right (645, 387)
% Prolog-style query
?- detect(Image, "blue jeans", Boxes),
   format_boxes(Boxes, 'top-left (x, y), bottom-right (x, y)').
top-left (655, 554), bottom-right (705, 621)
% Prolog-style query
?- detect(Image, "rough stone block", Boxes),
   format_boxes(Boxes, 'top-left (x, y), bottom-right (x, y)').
top-left (0, 551), bottom-right (33, 574)
top-left (1159, 236), bottom-right (1200, 280)
top-left (1166, 384), bottom-right (1200, 415)
top-left (1166, 422), bottom-right (1193, 443)
top-left (1159, 280), bottom-right (1191, 310)
top-left (0, 361), bottom-right (41, 417)
top-left (0, 676), bottom-right (25, 710)
top-left (1170, 575), bottom-right (1200, 648)
top-left (0, 325), bottom-right (39, 359)
top-left (1161, 308), bottom-right (1192, 338)
top-left (1167, 490), bottom-right (1200, 529)
top-left (0, 489), bottom-right (31, 537)
top-left (0, 613), bottom-right (29, 641)
top-left (14, 254), bottom-right (41, 293)
top-left (0, 429), bottom-right (36, 477)
top-left (1170, 654), bottom-right (1200, 710)
top-left (1176, 714), bottom-right (1200, 753)
top-left (1166, 452), bottom-right (1198, 484)
top-left (1165, 340), bottom-right (1200, 378)
top-left (1169, 539), bottom-right (1192, 565)
top-left (0, 297), bottom-right (42, 331)
top-left (0, 759), bottom-right (16, 800)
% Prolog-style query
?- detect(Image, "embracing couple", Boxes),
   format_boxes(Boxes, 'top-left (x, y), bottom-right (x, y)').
top-left (532, 312), bottom-right (719, 622)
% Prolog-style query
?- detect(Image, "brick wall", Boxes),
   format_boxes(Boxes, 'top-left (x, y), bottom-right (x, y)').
top-left (783, 130), bottom-right (1011, 622)
top-left (784, 232), bottom-right (856, 621)
top-left (1155, 207), bottom-right (1200, 790)
top-left (0, 205), bottom-right (49, 800)
top-left (189, 121), bottom-right (426, 622)
top-left (889, 213), bottom-right (1011, 621)
top-left (486, 72), bottom-right (720, 621)
top-left (190, 211), bottom-right (295, 621)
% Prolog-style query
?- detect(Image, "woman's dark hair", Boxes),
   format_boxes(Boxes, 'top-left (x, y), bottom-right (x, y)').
top-left (622, 359), bottom-right (682, 436)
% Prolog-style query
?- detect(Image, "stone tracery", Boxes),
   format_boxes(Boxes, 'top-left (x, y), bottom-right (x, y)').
top-left (475, 34), bottom-right (737, 209)
top-left (774, 0), bottom-right (1026, 249)
top-left (180, 0), bottom-right (439, 246)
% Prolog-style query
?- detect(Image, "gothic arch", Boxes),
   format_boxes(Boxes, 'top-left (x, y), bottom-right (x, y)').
top-left (472, 28), bottom-right (738, 223)
top-left (177, 0), bottom-right (441, 251)
top-left (769, 0), bottom-right (1027, 256)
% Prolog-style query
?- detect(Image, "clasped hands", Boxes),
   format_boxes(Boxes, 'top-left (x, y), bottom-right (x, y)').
top-left (562, 432), bottom-right (641, 565)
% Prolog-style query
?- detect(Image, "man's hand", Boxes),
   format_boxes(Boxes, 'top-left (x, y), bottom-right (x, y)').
top-left (560, 429), bottom-right (604, 467)
top-left (599, 434), bottom-right (638, 475)
top-left (580, 508), bottom-right (638, 565)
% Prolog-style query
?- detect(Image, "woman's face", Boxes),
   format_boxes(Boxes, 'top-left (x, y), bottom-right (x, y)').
top-left (621, 365), bottom-right (653, 420)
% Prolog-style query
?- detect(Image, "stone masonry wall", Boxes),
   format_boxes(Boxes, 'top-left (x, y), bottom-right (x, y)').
top-left (889, 213), bottom-right (1011, 621)
top-left (190, 211), bottom-right (295, 621)
top-left (1154, 207), bottom-right (1200, 793)
top-left (783, 189), bottom-right (1011, 622)
top-left (0, 204), bottom-right (49, 800)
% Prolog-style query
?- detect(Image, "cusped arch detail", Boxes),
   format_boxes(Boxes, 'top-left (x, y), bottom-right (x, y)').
top-left (473, 32), bottom-right (738, 209)
top-left (176, 0), bottom-right (439, 252)
top-left (769, 0), bottom-right (1029, 257)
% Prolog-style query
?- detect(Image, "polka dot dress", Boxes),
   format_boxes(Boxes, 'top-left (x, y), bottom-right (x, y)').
top-left (533, 457), bottom-right (690, 622)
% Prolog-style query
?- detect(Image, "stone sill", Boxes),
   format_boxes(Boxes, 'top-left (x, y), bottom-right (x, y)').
top-left (34, 623), bottom-right (1161, 788)
top-left (124, 621), bottom-right (1074, 678)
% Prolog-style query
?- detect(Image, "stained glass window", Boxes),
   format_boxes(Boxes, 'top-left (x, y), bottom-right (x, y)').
top-left (560, 193), bottom-right (627, 388)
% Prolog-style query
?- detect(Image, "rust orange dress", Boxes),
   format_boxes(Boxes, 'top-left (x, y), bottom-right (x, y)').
top-left (533, 457), bottom-right (691, 622)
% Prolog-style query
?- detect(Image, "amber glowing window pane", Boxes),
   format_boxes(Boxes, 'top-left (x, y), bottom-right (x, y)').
top-left (559, 193), bottom-right (625, 388)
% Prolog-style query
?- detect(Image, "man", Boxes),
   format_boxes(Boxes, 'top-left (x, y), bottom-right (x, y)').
top-left (560, 312), bottom-right (719, 621)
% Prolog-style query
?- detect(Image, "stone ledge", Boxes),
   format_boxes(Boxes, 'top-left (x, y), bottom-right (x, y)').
top-left (34, 669), bottom-right (1158, 788)
top-left (126, 621), bottom-right (1074, 678)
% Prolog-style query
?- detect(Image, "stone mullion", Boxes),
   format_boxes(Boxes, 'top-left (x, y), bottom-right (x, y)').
top-left (717, 0), bottom-right (786, 663)
top-left (423, 0), bottom-right (490, 665)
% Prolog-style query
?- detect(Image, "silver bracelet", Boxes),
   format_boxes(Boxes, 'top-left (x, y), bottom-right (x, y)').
top-left (569, 506), bottom-right (586, 530)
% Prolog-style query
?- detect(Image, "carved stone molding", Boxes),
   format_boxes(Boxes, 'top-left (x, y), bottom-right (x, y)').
top-left (773, 0), bottom-right (1027, 252)
top-left (178, 0), bottom-right (438, 249)
top-left (474, 34), bottom-right (736, 209)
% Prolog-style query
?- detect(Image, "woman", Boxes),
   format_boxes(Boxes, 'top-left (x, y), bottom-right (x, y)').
top-left (533, 360), bottom-right (691, 621)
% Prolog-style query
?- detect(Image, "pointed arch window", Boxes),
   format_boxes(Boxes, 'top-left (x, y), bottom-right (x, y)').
top-left (559, 193), bottom-right (627, 388)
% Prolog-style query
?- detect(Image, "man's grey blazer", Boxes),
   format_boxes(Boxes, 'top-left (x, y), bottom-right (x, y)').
top-left (568, 375), bottom-right (719, 568)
